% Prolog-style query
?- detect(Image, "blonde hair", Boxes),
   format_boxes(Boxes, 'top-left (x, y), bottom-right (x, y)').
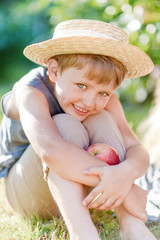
top-left (53, 54), bottom-right (127, 87)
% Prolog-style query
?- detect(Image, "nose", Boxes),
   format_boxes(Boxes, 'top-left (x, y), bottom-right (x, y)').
top-left (82, 91), bottom-right (97, 108)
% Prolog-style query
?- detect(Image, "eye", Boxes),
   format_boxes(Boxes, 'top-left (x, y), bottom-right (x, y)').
top-left (77, 83), bottom-right (87, 89)
top-left (99, 92), bottom-right (109, 97)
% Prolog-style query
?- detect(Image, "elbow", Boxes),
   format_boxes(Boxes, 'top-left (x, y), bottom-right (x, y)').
top-left (38, 140), bottom-right (63, 173)
top-left (145, 148), bottom-right (150, 167)
top-left (40, 147), bottom-right (57, 167)
top-left (140, 144), bottom-right (150, 165)
top-left (40, 148), bottom-right (53, 166)
top-left (138, 144), bottom-right (150, 170)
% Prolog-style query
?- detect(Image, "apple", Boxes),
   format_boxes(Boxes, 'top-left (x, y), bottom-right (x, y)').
top-left (85, 143), bottom-right (120, 165)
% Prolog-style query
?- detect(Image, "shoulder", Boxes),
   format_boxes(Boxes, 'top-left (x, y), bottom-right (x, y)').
top-left (13, 67), bottom-right (50, 109)
top-left (5, 84), bottom-right (48, 122)
top-left (1, 67), bottom-right (45, 121)
top-left (13, 67), bottom-right (47, 90)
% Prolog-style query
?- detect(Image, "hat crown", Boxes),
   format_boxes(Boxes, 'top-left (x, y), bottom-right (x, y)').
top-left (24, 19), bottom-right (154, 79)
top-left (53, 19), bottom-right (129, 43)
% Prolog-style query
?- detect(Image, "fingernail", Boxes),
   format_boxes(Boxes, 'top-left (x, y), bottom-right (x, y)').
top-left (82, 170), bottom-right (89, 173)
top-left (82, 201), bottom-right (86, 206)
top-left (142, 213), bottom-right (147, 219)
top-left (83, 169), bottom-right (88, 172)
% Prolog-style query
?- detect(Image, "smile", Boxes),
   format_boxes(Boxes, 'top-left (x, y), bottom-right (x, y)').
top-left (73, 104), bottom-right (89, 113)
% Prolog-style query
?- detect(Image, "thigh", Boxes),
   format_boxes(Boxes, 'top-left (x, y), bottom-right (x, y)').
top-left (5, 145), bottom-right (59, 218)
top-left (53, 113), bottom-right (89, 148)
top-left (83, 110), bottom-right (126, 162)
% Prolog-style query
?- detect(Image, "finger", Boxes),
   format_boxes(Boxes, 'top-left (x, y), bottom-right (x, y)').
top-left (97, 196), bottom-right (118, 210)
top-left (139, 211), bottom-right (147, 223)
top-left (133, 209), bottom-right (148, 222)
top-left (142, 211), bottom-right (148, 223)
top-left (144, 189), bottom-right (148, 195)
top-left (108, 198), bottom-right (123, 210)
top-left (82, 187), bottom-right (103, 206)
top-left (87, 193), bottom-right (108, 209)
top-left (82, 166), bottom-right (104, 176)
top-left (87, 193), bottom-right (104, 209)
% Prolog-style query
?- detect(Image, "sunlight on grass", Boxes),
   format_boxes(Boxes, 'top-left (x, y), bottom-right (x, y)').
top-left (0, 180), bottom-right (120, 240)
top-left (0, 179), bottom-right (160, 239)
top-left (0, 178), bottom-right (120, 240)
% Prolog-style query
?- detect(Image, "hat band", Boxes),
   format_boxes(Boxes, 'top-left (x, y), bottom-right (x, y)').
top-left (53, 30), bottom-right (126, 42)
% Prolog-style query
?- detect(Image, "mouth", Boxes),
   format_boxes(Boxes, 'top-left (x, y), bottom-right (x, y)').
top-left (73, 104), bottom-right (90, 115)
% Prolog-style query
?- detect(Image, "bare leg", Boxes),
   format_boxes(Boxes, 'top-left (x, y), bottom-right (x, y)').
top-left (50, 112), bottom-right (125, 239)
top-left (116, 205), bottom-right (156, 240)
top-left (48, 114), bottom-right (100, 240)
top-left (48, 170), bottom-right (100, 240)
top-left (83, 111), bottom-right (156, 239)
top-left (51, 112), bottom-right (156, 239)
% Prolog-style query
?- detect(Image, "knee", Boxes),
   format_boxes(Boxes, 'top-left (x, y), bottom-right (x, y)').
top-left (82, 110), bottom-right (116, 138)
top-left (82, 110), bottom-right (126, 162)
top-left (53, 114), bottom-right (89, 149)
top-left (83, 110), bottom-right (114, 127)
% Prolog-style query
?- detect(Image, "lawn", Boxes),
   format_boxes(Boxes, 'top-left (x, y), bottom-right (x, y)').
top-left (0, 179), bottom-right (120, 240)
top-left (0, 178), bottom-right (160, 240)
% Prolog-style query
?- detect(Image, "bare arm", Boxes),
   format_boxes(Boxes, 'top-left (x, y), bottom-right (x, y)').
top-left (15, 86), bottom-right (149, 187)
top-left (105, 94), bottom-right (150, 180)
top-left (15, 86), bottom-right (149, 211)
top-left (15, 85), bottom-right (106, 186)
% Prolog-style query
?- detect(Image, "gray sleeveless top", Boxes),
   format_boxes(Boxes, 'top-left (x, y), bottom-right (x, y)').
top-left (0, 67), bottom-right (64, 178)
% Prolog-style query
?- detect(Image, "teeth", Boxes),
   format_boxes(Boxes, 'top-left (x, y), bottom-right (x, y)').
top-left (75, 105), bottom-right (88, 113)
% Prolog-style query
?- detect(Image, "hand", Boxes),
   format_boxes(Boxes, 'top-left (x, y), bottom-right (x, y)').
top-left (123, 184), bottom-right (148, 222)
top-left (82, 164), bottom-right (134, 210)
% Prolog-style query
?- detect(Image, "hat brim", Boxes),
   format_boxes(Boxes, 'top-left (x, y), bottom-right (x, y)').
top-left (24, 36), bottom-right (154, 79)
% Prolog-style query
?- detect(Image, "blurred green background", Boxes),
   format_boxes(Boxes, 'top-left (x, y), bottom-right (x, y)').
top-left (0, 0), bottom-right (160, 133)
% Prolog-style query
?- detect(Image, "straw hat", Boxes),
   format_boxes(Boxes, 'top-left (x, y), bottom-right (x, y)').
top-left (24, 19), bottom-right (154, 79)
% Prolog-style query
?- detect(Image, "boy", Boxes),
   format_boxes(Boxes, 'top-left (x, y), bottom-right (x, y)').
top-left (0, 19), bottom-right (156, 239)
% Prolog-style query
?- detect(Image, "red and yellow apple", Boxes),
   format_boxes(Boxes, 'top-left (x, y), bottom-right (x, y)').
top-left (86, 143), bottom-right (120, 165)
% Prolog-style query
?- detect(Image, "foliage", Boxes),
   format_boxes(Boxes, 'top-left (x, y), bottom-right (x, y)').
top-left (0, 0), bottom-right (160, 111)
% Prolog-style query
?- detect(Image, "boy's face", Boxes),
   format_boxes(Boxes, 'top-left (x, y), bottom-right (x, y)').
top-left (53, 66), bottom-right (117, 122)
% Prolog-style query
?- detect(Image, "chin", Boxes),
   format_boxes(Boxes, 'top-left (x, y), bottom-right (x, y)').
top-left (75, 114), bottom-right (88, 122)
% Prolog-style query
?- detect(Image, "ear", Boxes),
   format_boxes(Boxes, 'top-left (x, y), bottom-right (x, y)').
top-left (48, 58), bottom-right (58, 82)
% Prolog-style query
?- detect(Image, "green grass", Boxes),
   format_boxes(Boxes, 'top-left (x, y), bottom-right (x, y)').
top-left (0, 179), bottom-right (120, 240)
top-left (0, 179), bottom-right (160, 240)
top-left (0, 178), bottom-right (119, 240)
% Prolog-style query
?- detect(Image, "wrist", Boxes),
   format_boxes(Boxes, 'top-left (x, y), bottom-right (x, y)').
top-left (120, 160), bottom-right (137, 182)
top-left (124, 144), bottom-right (150, 179)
